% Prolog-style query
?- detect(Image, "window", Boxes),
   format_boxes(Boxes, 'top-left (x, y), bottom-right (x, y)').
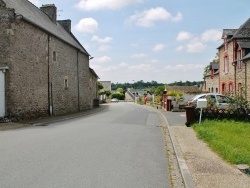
top-left (224, 38), bottom-right (228, 51)
top-left (222, 83), bottom-right (226, 94)
top-left (211, 87), bottom-right (214, 93)
top-left (229, 83), bottom-right (233, 96)
top-left (237, 50), bottom-right (242, 69)
top-left (224, 56), bottom-right (229, 73)
top-left (53, 51), bottom-right (57, 61)
top-left (216, 88), bottom-right (218, 93)
top-left (64, 76), bottom-right (69, 89)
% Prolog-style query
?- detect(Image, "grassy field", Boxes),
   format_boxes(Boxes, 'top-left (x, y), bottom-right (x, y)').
top-left (193, 120), bottom-right (250, 166)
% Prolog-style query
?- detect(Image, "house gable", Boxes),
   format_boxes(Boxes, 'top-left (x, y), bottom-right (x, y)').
top-left (4, 0), bottom-right (89, 55)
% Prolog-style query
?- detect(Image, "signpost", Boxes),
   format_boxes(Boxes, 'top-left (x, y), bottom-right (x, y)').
top-left (197, 98), bottom-right (207, 124)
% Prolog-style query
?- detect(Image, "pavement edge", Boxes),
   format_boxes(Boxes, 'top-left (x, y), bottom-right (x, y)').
top-left (158, 110), bottom-right (196, 188)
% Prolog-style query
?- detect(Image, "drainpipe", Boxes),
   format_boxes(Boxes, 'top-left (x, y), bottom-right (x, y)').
top-left (48, 35), bottom-right (53, 116)
top-left (77, 50), bottom-right (80, 111)
top-left (245, 62), bottom-right (247, 99)
top-left (232, 61), bottom-right (236, 95)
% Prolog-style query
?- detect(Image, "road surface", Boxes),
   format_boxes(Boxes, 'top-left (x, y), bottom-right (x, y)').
top-left (0, 102), bottom-right (171, 188)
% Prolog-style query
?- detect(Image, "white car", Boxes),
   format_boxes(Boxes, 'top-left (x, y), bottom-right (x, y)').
top-left (111, 98), bottom-right (119, 103)
top-left (187, 93), bottom-right (231, 109)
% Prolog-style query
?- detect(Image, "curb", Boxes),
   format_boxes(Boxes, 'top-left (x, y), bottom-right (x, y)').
top-left (158, 110), bottom-right (196, 188)
top-left (142, 105), bottom-right (196, 188)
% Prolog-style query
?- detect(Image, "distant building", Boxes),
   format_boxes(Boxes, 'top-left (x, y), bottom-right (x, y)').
top-left (165, 86), bottom-right (200, 93)
top-left (0, 0), bottom-right (98, 120)
top-left (202, 62), bottom-right (219, 93)
top-left (100, 81), bottom-right (111, 91)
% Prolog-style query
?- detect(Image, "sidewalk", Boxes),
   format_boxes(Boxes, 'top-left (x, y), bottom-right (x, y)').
top-left (159, 109), bottom-right (250, 188)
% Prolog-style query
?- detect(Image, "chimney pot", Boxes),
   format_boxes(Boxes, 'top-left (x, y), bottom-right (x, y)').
top-left (40, 4), bottom-right (57, 23)
top-left (58, 19), bottom-right (71, 32)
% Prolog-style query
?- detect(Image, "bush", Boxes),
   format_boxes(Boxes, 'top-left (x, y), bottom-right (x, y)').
top-left (111, 92), bottom-right (125, 100)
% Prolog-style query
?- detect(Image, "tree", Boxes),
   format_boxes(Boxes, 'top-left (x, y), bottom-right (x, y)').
top-left (155, 85), bottom-right (165, 96)
top-left (98, 81), bottom-right (104, 90)
top-left (105, 90), bottom-right (111, 98)
top-left (117, 88), bottom-right (124, 93)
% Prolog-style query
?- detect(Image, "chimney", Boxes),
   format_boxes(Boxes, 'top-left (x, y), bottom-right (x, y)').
top-left (40, 4), bottom-right (57, 23)
top-left (58, 19), bottom-right (71, 32)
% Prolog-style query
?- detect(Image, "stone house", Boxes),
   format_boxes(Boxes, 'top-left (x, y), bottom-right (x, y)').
top-left (203, 62), bottom-right (219, 93)
top-left (240, 53), bottom-right (250, 101)
top-left (99, 81), bottom-right (111, 102)
top-left (0, 0), bottom-right (99, 120)
top-left (203, 18), bottom-right (250, 102)
top-left (218, 18), bottom-right (250, 97)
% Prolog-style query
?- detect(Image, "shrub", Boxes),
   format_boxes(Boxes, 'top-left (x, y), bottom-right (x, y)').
top-left (111, 92), bottom-right (125, 100)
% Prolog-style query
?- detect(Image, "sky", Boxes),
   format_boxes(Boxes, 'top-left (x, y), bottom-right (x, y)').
top-left (29, 0), bottom-right (250, 84)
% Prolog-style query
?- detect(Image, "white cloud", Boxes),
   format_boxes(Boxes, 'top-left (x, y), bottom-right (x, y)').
top-left (172, 12), bottom-right (183, 22)
top-left (98, 45), bottom-right (111, 51)
top-left (131, 53), bottom-right (148, 58)
top-left (75, 18), bottom-right (98, 33)
top-left (120, 62), bottom-right (129, 67)
top-left (176, 46), bottom-right (184, 51)
top-left (76, 0), bottom-right (142, 10)
top-left (177, 31), bottom-right (192, 41)
top-left (129, 7), bottom-right (182, 27)
top-left (165, 64), bottom-right (204, 71)
top-left (176, 30), bottom-right (220, 53)
top-left (91, 35), bottom-right (113, 43)
top-left (187, 42), bottom-right (207, 52)
top-left (153, 43), bottom-right (166, 51)
top-left (151, 59), bottom-right (159, 63)
top-left (201, 29), bottom-right (221, 42)
top-left (128, 64), bottom-right (154, 71)
top-left (94, 56), bottom-right (112, 63)
top-left (91, 64), bottom-right (118, 72)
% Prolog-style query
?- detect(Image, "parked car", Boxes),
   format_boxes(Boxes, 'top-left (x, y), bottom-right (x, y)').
top-left (111, 98), bottom-right (119, 103)
top-left (187, 93), bottom-right (231, 109)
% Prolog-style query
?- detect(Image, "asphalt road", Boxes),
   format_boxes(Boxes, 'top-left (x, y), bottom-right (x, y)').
top-left (0, 102), bottom-right (171, 188)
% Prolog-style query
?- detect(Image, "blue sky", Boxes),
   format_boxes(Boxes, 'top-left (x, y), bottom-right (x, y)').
top-left (29, 0), bottom-right (250, 84)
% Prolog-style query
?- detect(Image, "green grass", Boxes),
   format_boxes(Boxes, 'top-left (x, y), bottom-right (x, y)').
top-left (193, 120), bottom-right (250, 166)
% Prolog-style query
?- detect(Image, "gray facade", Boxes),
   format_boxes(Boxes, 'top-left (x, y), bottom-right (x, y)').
top-left (0, 0), bottom-right (98, 120)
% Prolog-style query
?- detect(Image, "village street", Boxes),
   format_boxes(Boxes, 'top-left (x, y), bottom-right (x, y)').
top-left (0, 103), bottom-right (171, 188)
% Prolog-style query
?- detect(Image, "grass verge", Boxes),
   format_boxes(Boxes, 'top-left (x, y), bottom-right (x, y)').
top-left (193, 119), bottom-right (250, 166)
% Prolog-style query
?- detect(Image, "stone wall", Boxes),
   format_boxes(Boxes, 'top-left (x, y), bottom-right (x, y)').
top-left (205, 74), bottom-right (219, 93)
top-left (78, 53), bottom-right (91, 110)
top-left (7, 19), bottom-right (49, 119)
top-left (49, 36), bottom-right (79, 115)
top-left (0, 4), bottom-right (97, 120)
top-left (218, 40), bottom-right (235, 94)
top-left (244, 59), bottom-right (250, 102)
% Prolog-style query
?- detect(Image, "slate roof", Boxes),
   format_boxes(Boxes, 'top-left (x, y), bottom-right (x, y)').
top-left (241, 52), bottom-right (250, 61)
top-left (222, 29), bottom-right (237, 39)
top-left (4, 0), bottom-right (89, 55)
top-left (165, 86), bottom-right (199, 93)
top-left (89, 68), bottom-right (99, 79)
top-left (232, 18), bottom-right (250, 39)
top-left (237, 41), bottom-right (250, 49)
top-left (210, 62), bottom-right (218, 70)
